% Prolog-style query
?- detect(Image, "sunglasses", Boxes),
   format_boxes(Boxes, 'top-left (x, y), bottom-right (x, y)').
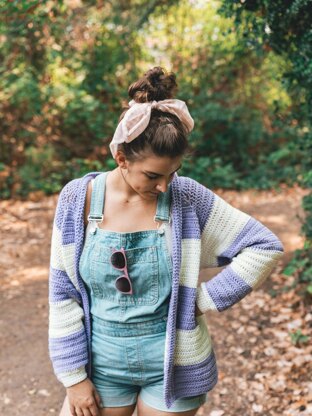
top-left (110, 247), bottom-right (133, 295)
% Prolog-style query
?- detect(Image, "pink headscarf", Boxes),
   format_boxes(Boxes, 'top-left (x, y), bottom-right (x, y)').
top-left (109, 98), bottom-right (194, 159)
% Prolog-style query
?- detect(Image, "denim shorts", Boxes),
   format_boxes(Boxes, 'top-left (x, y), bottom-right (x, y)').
top-left (91, 315), bottom-right (208, 412)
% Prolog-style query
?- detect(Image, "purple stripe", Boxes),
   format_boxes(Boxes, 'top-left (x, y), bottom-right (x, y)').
top-left (62, 206), bottom-right (76, 245)
top-left (163, 175), bottom-right (183, 409)
top-left (177, 286), bottom-right (197, 330)
top-left (181, 205), bottom-right (201, 239)
top-left (49, 267), bottom-right (82, 303)
top-left (205, 266), bottom-right (252, 312)
top-left (169, 350), bottom-right (218, 405)
top-left (55, 211), bottom-right (75, 245)
top-left (182, 177), bottom-right (216, 233)
top-left (54, 203), bottom-right (64, 230)
top-left (49, 328), bottom-right (88, 373)
top-left (55, 178), bottom-right (81, 245)
top-left (217, 217), bottom-right (284, 266)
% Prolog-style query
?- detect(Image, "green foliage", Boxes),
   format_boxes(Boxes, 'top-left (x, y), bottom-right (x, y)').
top-left (180, 155), bottom-right (240, 189)
top-left (140, 0), bottom-right (301, 190)
top-left (282, 241), bottom-right (312, 302)
top-left (15, 144), bottom-right (106, 197)
top-left (219, 0), bottom-right (312, 312)
top-left (302, 194), bottom-right (312, 240)
top-left (0, 0), bottom-right (310, 201)
top-left (289, 330), bottom-right (310, 347)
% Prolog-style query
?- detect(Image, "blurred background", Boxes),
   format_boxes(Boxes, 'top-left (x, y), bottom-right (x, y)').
top-left (1, 0), bottom-right (311, 196)
top-left (0, 1), bottom-right (311, 415)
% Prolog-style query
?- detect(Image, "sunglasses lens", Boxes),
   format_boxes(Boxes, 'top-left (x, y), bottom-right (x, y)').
top-left (116, 277), bottom-right (131, 293)
top-left (111, 251), bottom-right (125, 269)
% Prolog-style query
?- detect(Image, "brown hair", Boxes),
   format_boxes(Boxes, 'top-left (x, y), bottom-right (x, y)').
top-left (116, 66), bottom-right (192, 162)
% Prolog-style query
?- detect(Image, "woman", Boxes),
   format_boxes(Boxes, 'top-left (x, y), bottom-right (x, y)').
top-left (49, 66), bottom-right (284, 416)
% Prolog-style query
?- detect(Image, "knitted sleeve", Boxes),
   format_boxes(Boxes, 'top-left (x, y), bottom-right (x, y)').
top-left (183, 178), bottom-right (284, 313)
top-left (48, 182), bottom-right (88, 387)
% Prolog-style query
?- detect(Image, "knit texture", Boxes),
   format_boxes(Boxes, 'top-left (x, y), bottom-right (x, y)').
top-left (48, 171), bottom-right (284, 408)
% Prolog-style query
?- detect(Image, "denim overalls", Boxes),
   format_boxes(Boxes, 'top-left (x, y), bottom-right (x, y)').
top-left (79, 171), bottom-right (207, 412)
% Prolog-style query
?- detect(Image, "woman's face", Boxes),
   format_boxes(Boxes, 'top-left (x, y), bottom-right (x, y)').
top-left (117, 152), bottom-right (183, 199)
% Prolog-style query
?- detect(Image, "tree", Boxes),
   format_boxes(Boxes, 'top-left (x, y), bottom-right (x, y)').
top-left (218, 0), bottom-right (312, 298)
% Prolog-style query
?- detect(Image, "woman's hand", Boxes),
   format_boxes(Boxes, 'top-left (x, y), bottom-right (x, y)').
top-left (66, 378), bottom-right (102, 416)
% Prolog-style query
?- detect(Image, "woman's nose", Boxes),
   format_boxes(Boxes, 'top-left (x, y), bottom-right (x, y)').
top-left (155, 178), bottom-right (168, 193)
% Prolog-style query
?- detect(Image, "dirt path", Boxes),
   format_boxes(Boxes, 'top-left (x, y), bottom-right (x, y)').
top-left (0, 185), bottom-right (310, 416)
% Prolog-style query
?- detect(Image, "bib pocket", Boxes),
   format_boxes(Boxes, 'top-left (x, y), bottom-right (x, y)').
top-left (90, 245), bottom-right (159, 305)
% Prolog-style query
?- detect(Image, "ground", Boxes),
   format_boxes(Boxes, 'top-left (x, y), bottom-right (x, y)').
top-left (0, 184), bottom-right (311, 416)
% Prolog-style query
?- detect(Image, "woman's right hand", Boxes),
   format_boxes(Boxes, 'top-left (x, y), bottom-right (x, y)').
top-left (66, 378), bottom-right (102, 416)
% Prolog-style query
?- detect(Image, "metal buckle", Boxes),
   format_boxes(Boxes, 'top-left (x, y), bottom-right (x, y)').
top-left (87, 214), bottom-right (104, 223)
top-left (154, 215), bottom-right (171, 225)
top-left (153, 216), bottom-right (161, 230)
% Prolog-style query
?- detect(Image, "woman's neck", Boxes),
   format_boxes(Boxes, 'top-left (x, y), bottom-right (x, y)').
top-left (108, 168), bottom-right (153, 205)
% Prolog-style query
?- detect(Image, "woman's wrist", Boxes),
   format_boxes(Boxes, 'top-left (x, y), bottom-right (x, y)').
top-left (66, 377), bottom-right (88, 389)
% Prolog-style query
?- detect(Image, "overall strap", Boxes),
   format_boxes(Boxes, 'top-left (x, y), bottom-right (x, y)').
top-left (154, 186), bottom-right (171, 224)
top-left (88, 172), bottom-right (109, 223)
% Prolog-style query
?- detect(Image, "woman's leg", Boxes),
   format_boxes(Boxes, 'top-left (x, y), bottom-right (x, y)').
top-left (59, 395), bottom-right (137, 416)
top-left (136, 396), bottom-right (199, 416)
top-left (99, 404), bottom-right (137, 416)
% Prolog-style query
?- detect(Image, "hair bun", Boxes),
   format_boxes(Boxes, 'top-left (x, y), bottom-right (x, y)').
top-left (128, 66), bottom-right (178, 103)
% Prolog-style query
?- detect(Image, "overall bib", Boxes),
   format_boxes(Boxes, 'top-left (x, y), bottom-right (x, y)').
top-left (79, 171), bottom-right (207, 411)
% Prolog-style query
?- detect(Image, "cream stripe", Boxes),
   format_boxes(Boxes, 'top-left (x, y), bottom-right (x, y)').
top-left (49, 299), bottom-right (84, 338)
top-left (200, 195), bottom-right (250, 269)
top-left (57, 366), bottom-right (88, 388)
top-left (50, 225), bottom-right (79, 291)
top-left (62, 243), bottom-right (79, 291)
top-left (179, 239), bottom-right (201, 287)
top-left (196, 283), bottom-right (217, 313)
top-left (231, 247), bottom-right (283, 289)
top-left (174, 315), bottom-right (212, 366)
top-left (50, 224), bottom-right (66, 272)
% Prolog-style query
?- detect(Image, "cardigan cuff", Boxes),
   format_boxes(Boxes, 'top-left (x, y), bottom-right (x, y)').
top-left (57, 366), bottom-right (88, 388)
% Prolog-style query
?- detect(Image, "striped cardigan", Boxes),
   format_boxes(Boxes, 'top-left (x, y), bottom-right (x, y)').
top-left (48, 171), bottom-right (284, 409)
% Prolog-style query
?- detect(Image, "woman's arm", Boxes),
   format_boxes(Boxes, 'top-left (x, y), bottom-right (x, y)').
top-left (48, 183), bottom-right (88, 387)
top-left (184, 178), bottom-right (284, 314)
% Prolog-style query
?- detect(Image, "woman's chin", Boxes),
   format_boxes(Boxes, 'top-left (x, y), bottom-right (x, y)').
top-left (148, 191), bottom-right (159, 197)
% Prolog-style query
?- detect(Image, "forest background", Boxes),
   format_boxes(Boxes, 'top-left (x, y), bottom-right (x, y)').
top-left (0, 1), bottom-right (311, 311)
top-left (1, 1), bottom-right (312, 414)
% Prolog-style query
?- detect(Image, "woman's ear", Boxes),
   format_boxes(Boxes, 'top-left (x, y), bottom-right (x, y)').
top-left (115, 151), bottom-right (128, 169)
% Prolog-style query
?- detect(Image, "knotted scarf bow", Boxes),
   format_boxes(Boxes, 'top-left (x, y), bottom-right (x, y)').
top-left (109, 98), bottom-right (194, 159)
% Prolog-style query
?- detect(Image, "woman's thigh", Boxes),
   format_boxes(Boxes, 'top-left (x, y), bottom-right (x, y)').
top-left (59, 395), bottom-right (137, 416)
top-left (99, 404), bottom-right (137, 416)
top-left (137, 396), bottom-right (200, 416)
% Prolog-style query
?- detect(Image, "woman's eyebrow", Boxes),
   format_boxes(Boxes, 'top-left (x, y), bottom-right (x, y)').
top-left (145, 164), bottom-right (182, 176)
